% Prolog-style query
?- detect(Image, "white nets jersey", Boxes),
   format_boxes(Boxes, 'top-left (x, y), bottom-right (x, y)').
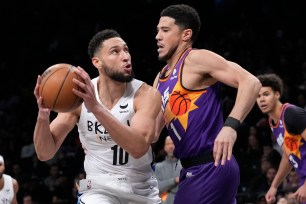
top-left (0, 174), bottom-right (14, 204)
top-left (77, 77), bottom-right (155, 179)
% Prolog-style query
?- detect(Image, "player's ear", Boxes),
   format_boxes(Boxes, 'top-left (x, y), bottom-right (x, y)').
top-left (92, 57), bottom-right (102, 69)
top-left (182, 29), bottom-right (192, 41)
top-left (275, 91), bottom-right (281, 99)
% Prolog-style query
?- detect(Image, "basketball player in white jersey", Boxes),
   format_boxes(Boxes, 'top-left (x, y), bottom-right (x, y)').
top-left (0, 155), bottom-right (19, 204)
top-left (33, 29), bottom-right (162, 203)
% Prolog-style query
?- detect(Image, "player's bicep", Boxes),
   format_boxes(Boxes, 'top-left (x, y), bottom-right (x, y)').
top-left (209, 60), bottom-right (249, 89)
top-left (192, 50), bottom-right (239, 88)
top-left (130, 109), bottom-right (156, 140)
top-left (131, 88), bottom-right (162, 141)
top-left (154, 110), bottom-right (165, 143)
top-left (12, 179), bottom-right (19, 204)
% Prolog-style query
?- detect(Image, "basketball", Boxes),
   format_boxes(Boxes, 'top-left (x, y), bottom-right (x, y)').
top-left (169, 91), bottom-right (191, 116)
top-left (39, 63), bottom-right (83, 112)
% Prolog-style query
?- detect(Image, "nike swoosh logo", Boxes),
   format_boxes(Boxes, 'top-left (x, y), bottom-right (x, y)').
top-left (119, 104), bottom-right (128, 109)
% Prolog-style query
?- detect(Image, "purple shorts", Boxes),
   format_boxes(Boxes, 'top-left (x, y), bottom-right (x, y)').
top-left (174, 156), bottom-right (240, 204)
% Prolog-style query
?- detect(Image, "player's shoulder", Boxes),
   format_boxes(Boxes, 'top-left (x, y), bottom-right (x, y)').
top-left (138, 82), bottom-right (161, 97)
top-left (285, 104), bottom-right (306, 117)
top-left (187, 48), bottom-right (225, 68)
top-left (285, 104), bottom-right (303, 111)
top-left (3, 174), bottom-right (12, 179)
top-left (188, 48), bottom-right (221, 59)
top-left (12, 177), bottom-right (19, 188)
top-left (134, 82), bottom-right (161, 109)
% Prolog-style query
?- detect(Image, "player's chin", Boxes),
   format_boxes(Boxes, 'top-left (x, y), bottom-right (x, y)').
top-left (123, 67), bottom-right (132, 73)
top-left (157, 50), bottom-right (164, 57)
top-left (158, 53), bottom-right (169, 62)
top-left (123, 70), bottom-right (132, 76)
top-left (261, 109), bottom-right (270, 114)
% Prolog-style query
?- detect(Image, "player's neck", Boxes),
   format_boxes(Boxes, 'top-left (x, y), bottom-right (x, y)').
top-left (0, 177), bottom-right (4, 190)
top-left (166, 45), bottom-right (191, 71)
top-left (98, 77), bottom-right (127, 110)
top-left (269, 101), bottom-right (283, 123)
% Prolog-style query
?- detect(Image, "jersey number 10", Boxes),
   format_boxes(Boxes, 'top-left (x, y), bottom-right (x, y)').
top-left (111, 145), bottom-right (129, 165)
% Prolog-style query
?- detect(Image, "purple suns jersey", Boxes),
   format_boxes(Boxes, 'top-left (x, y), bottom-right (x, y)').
top-left (157, 48), bottom-right (239, 204)
top-left (270, 103), bottom-right (306, 183)
top-left (157, 48), bottom-right (223, 159)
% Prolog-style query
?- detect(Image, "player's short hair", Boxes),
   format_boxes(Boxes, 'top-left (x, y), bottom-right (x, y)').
top-left (0, 155), bottom-right (4, 164)
top-left (88, 29), bottom-right (121, 58)
top-left (160, 4), bottom-right (201, 43)
top-left (257, 73), bottom-right (284, 96)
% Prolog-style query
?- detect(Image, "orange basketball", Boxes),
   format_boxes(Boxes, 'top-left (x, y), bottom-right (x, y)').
top-left (285, 137), bottom-right (298, 151)
top-left (169, 91), bottom-right (191, 116)
top-left (39, 63), bottom-right (83, 112)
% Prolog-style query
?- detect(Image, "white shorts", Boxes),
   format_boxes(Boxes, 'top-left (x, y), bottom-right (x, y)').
top-left (77, 173), bottom-right (161, 204)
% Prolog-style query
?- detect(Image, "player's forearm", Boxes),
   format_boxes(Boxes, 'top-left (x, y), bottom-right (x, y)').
top-left (92, 106), bottom-right (153, 158)
top-left (154, 110), bottom-right (165, 143)
top-left (34, 118), bottom-right (57, 161)
top-left (229, 75), bottom-right (261, 121)
top-left (271, 155), bottom-right (292, 188)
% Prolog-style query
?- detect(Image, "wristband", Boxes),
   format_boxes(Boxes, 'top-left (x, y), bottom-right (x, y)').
top-left (223, 117), bottom-right (241, 131)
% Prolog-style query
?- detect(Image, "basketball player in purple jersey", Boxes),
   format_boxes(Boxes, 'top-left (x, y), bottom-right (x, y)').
top-left (257, 73), bottom-right (306, 204)
top-left (153, 4), bottom-right (262, 204)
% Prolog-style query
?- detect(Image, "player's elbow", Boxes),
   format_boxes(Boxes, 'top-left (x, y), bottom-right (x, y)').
top-left (130, 153), bottom-right (143, 159)
top-left (251, 77), bottom-right (262, 93)
top-left (244, 74), bottom-right (261, 93)
top-left (129, 144), bottom-right (151, 159)
top-left (36, 154), bottom-right (52, 161)
top-left (129, 149), bottom-right (148, 159)
top-left (128, 131), bottom-right (155, 158)
top-left (35, 150), bottom-right (55, 161)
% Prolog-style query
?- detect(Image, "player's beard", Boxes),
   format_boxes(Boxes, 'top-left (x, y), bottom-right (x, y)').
top-left (103, 63), bottom-right (135, 83)
top-left (158, 45), bottom-right (178, 62)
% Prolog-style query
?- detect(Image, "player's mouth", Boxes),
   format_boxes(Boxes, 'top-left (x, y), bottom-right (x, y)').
top-left (260, 104), bottom-right (268, 111)
top-left (157, 44), bottom-right (164, 53)
top-left (123, 64), bottom-right (132, 72)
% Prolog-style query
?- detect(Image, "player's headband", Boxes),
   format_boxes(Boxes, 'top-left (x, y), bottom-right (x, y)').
top-left (0, 155), bottom-right (4, 164)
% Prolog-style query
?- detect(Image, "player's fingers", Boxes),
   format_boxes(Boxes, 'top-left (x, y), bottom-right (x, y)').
top-left (288, 192), bottom-right (297, 199)
top-left (266, 197), bottom-right (275, 204)
top-left (37, 96), bottom-right (42, 105)
top-left (76, 66), bottom-right (91, 82)
top-left (35, 75), bottom-right (41, 85)
top-left (73, 78), bottom-right (87, 93)
top-left (74, 67), bottom-right (86, 80)
top-left (37, 75), bottom-right (42, 83)
top-left (34, 76), bottom-right (41, 96)
top-left (221, 143), bottom-right (228, 165)
top-left (34, 87), bottom-right (39, 98)
top-left (213, 141), bottom-right (222, 166)
top-left (72, 88), bottom-right (85, 98)
top-left (73, 77), bottom-right (82, 85)
top-left (227, 142), bottom-right (233, 161)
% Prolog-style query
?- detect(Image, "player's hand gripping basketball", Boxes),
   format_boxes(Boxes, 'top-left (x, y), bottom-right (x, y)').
top-left (72, 66), bottom-right (99, 113)
top-left (213, 126), bottom-right (237, 166)
top-left (34, 75), bottom-right (51, 120)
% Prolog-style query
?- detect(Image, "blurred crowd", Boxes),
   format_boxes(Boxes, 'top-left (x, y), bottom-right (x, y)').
top-left (1, 0), bottom-right (306, 203)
